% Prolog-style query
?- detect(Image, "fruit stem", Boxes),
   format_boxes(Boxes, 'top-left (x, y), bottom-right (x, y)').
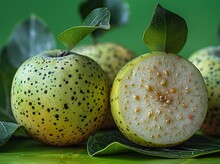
top-left (93, 36), bottom-right (99, 45)
top-left (59, 51), bottom-right (72, 57)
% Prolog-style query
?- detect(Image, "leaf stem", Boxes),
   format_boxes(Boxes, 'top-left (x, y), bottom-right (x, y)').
top-left (93, 37), bottom-right (99, 45)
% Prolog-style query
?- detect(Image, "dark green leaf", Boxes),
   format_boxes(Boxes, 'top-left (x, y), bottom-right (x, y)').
top-left (79, 0), bottom-right (129, 40)
top-left (0, 74), bottom-right (16, 122)
top-left (143, 4), bottom-right (188, 54)
top-left (0, 15), bottom-right (55, 123)
top-left (0, 121), bottom-right (21, 147)
top-left (87, 130), bottom-right (220, 158)
top-left (0, 47), bottom-right (17, 122)
top-left (105, 0), bottom-right (129, 25)
top-left (4, 14), bottom-right (56, 69)
top-left (58, 8), bottom-right (110, 51)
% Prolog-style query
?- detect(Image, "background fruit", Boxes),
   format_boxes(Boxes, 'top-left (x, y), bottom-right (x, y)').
top-left (189, 46), bottom-right (220, 136)
top-left (74, 43), bottom-right (135, 86)
top-left (11, 50), bottom-right (109, 146)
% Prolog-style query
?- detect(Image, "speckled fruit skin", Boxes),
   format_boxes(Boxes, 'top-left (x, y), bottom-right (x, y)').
top-left (11, 50), bottom-right (109, 146)
top-left (189, 46), bottom-right (220, 136)
top-left (111, 52), bottom-right (208, 147)
top-left (74, 43), bottom-right (135, 129)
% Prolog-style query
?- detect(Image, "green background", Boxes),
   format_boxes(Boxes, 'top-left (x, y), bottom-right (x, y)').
top-left (0, 0), bottom-right (220, 58)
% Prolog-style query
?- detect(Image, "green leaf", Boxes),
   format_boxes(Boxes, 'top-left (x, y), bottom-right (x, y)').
top-left (87, 130), bottom-right (220, 158)
top-left (57, 7), bottom-right (110, 51)
top-left (1, 138), bottom-right (220, 163)
top-left (0, 48), bottom-right (17, 122)
top-left (0, 14), bottom-right (56, 122)
top-left (79, 0), bottom-right (129, 40)
top-left (3, 14), bottom-right (56, 69)
top-left (0, 72), bottom-right (16, 122)
top-left (0, 121), bottom-right (21, 147)
top-left (143, 4), bottom-right (188, 54)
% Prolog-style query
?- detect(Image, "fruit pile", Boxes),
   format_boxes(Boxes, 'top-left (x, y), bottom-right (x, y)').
top-left (5, 1), bottom-right (219, 149)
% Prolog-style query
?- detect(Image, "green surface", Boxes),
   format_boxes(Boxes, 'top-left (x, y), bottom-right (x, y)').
top-left (0, 0), bottom-right (220, 57)
top-left (0, 137), bottom-right (220, 164)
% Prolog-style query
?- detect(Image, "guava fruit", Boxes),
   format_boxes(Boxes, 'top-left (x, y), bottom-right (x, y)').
top-left (111, 52), bottom-right (207, 147)
top-left (110, 4), bottom-right (208, 147)
top-left (10, 8), bottom-right (111, 146)
top-left (11, 50), bottom-right (109, 146)
top-left (189, 46), bottom-right (220, 136)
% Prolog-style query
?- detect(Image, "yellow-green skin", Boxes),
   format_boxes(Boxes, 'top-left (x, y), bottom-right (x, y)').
top-left (11, 50), bottom-right (109, 146)
top-left (74, 43), bottom-right (135, 129)
top-left (111, 52), bottom-right (207, 147)
top-left (189, 46), bottom-right (220, 136)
